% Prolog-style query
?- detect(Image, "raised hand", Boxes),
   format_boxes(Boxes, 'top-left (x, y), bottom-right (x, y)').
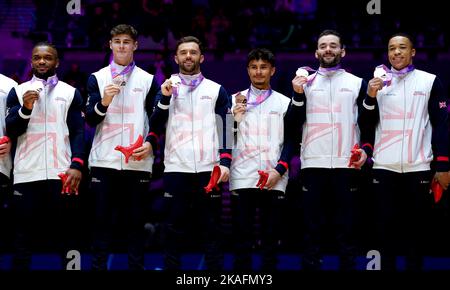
top-left (101, 84), bottom-right (121, 106)
top-left (22, 90), bottom-right (40, 110)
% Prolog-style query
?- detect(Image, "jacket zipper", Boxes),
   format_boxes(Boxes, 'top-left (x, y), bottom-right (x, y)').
top-left (44, 86), bottom-right (48, 179)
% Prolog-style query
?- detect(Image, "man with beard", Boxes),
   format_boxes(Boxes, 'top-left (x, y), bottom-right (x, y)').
top-left (289, 30), bottom-right (371, 270)
top-left (85, 24), bottom-right (159, 270)
top-left (149, 36), bottom-right (231, 270)
top-left (5, 42), bottom-right (84, 269)
top-left (361, 33), bottom-right (450, 271)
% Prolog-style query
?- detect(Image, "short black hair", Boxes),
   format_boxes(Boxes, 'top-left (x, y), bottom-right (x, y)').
top-left (389, 32), bottom-right (415, 48)
top-left (110, 24), bottom-right (138, 41)
top-left (318, 29), bottom-right (344, 49)
top-left (33, 41), bottom-right (58, 59)
top-left (246, 48), bottom-right (275, 67)
top-left (175, 36), bottom-right (203, 54)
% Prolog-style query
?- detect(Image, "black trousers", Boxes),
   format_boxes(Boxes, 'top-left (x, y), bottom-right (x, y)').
top-left (11, 179), bottom-right (75, 270)
top-left (300, 168), bottom-right (359, 270)
top-left (231, 188), bottom-right (284, 271)
top-left (372, 169), bottom-right (432, 271)
top-left (90, 167), bottom-right (150, 270)
top-left (0, 173), bottom-right (12, 262)
top-left (162, 172), bottom-right (224, 270)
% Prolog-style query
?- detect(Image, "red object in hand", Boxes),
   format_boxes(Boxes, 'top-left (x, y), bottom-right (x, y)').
top-left (114, 135), bottom-right (144, 163)
top-left (348, 144), bottom-right (361, 167)
top-left (431, 179), bottom-right (444, 203)
top-left (256, 170), bottom-right (269, 190)
top-left (0, 136), bottom-right (10, 145)
top-left (58, 173), bottom-right (71, 194)
top-left (204, 165), bottom-right (221, 194)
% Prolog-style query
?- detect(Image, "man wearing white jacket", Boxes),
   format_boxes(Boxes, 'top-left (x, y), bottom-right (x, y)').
top-left (290, 30), bottom-right (370, 270)
top-left (230, 48), bottom-right (297, 270)
top-left (149, 36), bottom-right (231, 270)
top-left (361, 33), bottom-right (450, 271)
top-left (85, 24), bottom-right (159, 270)
top-left (6, 42), bottom-right (84, 269)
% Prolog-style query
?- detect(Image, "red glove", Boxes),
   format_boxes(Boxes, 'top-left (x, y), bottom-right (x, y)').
top-left (204, 165), bottom-right (221, 194)
top-left (431, 179), bottom-right (443, 203)
top-left (0, 136), bottom-right (10, 145)
top-left (256, 170), bottom-right (269, 190)
top-left (348, 144), bottom-right (361, 167)
top-left (114, 135), bottom-right (144, 163)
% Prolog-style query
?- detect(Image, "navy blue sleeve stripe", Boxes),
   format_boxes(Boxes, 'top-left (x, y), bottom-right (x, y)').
top-left (145, 78), bottom-right (159, 144)
top-left (68, 89), bottom-right (85, 169)
top-left (85, 74), bottom-right (106, 126)
top-left (149, 90), bottom-right (170, 137)
top-left (215, 86), bottom-right (232, 167)
top-left (275, 105), bottom-right (299, 176)
top-left (428, 77), bottom-right (449, 172)
top-left (358, 80), bottom-right (378, 155)
top-left (286, 91), bottom-right (307, 134)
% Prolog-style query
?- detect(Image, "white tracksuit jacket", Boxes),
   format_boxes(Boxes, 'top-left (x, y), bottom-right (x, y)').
top-left (301, 69), bottom-right (364, 169)
top-left (89, 66), bottom-right (154, 172)
top-left (230, 87), bottom-right (290, 192)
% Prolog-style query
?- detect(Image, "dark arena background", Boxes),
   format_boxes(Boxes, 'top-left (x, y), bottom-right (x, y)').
top-left (1, 0), bottom-right (450, 272)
